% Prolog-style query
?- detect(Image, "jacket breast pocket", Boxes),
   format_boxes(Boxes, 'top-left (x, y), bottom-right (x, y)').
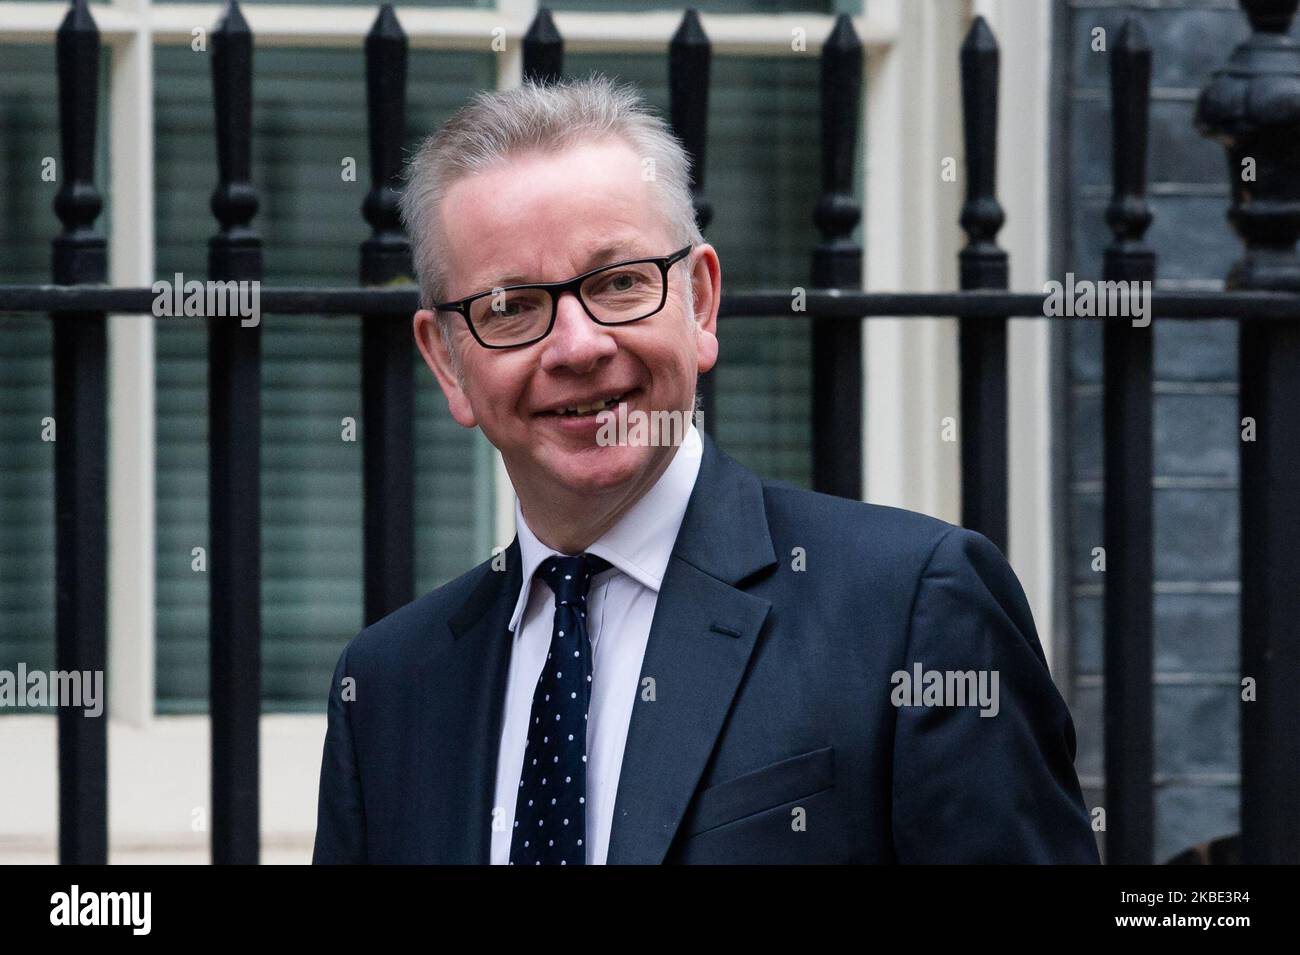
top-left (682, 745), bottom-right (835, 838)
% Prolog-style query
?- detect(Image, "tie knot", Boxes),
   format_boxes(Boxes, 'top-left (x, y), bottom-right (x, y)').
top-left (539, 553), bottom-right (612, 607)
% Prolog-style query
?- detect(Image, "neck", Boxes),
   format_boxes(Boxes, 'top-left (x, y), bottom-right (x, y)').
top-left (515, 449), bottom-right (678, 555)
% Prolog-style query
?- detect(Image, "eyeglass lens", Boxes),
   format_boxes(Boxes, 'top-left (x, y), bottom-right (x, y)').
top-left (468, 260), bottom-right (664, 346)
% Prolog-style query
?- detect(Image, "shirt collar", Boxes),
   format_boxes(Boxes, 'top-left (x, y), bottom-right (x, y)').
top-left (507, 422), bottom-right (704, 634)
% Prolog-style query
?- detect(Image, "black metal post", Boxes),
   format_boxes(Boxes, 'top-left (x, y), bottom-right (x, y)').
top-left (958, 16), bottom-right (1009, 554)
top-left (360, 4), bottom-right (415, 625)
top-left (524, 8), bottom-right (563, 86)
top-left (51, 0), bottom-right (108, 866)
top-left (669, 10), bottom-right (714, 433)
top-left (1101, 16), bottom-right (1156, 865)
top-left (207, 0), bottom-right (263, 865)
top-left (1196, 0), bottom-right (1300, 865)
top-left (811, 14), bottom-right (864, 500)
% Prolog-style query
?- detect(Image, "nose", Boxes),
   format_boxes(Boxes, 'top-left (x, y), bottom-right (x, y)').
top-left (539, 290), bottom-right (617, 373)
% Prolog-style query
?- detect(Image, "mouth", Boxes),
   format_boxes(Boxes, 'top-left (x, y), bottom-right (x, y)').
top-left (536, 390), bottom-right (637, 418)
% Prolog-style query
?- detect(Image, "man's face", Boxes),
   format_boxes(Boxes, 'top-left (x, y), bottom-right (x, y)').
top-left (413, 137), bottom-right (720, 507)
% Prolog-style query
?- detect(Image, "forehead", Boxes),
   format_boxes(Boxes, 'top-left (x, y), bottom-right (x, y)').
top-left (438, 137), bottom-right (674, 296)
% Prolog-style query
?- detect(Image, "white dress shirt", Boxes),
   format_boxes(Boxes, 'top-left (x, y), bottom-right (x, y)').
top-left (490, 423), bottom-right (703, 864)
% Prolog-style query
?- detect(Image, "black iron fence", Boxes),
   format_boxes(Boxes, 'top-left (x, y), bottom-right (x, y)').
top-left (2, 0), bottom-right (1298, 865)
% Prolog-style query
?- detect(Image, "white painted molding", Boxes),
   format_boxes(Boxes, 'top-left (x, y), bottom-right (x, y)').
top-left (864, 0), bottom-right (963, 523)
top-left (107, 9), bottom-right (157, 728)
top-left (970, 0), bottom-right (1057, 672)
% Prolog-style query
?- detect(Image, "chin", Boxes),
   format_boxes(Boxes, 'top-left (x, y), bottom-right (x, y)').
top-left (545, 442), bottom-right (650, 494)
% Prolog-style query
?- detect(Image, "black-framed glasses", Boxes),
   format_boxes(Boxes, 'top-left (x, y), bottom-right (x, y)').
top-left (433, 245), bottom-right (693, 349)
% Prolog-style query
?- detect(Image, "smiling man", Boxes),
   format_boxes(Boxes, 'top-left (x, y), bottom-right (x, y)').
top-left (312, 74), bottom-right (1099, 865)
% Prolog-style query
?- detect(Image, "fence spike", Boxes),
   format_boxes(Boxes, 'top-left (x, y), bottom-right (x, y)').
top-left (361, 3), bottom-right (415, 625)
top-left (209, 0), bottom-right (261, 278)
top-left (362, 2), bottom-right (410, 280)
top-left (670, 9), bottom-right (713, 234)
top-left (524, 8), bottom-right (563, 85)
top-left (53, 0), bottom-right (106, 285)
top-left (51, 0), bottom-right (109, 867)
top-left (810, 13), bottom-right (864, 501)
top-left (670, 9), bottom-right (715, 432)
top-left (1102, 13), bottom-right (1156, 866)
top-left (958, 16), bottom-right (1006, 287)
top-left (207, 0), bottom-right (263, 866)
top-left (957, 15), bottom-right (1009, 552)
top-left (1106, 17), bottom-right (1154, 255)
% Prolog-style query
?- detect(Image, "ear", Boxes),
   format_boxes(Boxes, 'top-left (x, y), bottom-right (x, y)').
top-left (689, 243), bottom-right (721, 375)
top-left (413, 309), bottom-right (478, 428)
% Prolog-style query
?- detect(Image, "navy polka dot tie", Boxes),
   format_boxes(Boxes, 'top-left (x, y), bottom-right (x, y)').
top-left (509, 552), bottom-right (612, 865)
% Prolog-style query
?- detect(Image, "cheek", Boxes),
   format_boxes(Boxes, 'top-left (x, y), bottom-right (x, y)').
top-left (669, 344), bottom-right (698, 381)
top-left (470, 364), bottom-right (533, 422)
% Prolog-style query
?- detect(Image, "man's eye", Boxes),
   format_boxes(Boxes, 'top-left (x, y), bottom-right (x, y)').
top-left (598, 271), bottom-right (643, 293)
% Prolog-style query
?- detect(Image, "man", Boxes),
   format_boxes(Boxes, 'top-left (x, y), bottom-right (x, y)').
top-left (312, 74), bottom-right (1099, 864)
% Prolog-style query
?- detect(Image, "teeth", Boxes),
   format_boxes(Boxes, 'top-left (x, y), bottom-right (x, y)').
top-left (558, 393), bottom-right (624, 416)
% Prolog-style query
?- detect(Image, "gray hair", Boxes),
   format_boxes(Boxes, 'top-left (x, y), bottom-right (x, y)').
top-left (398, 72), bottom-right (703, 376)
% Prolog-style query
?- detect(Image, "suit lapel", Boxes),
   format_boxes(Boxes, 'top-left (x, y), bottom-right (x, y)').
top-left (605, 433), bottom-right (777, 864)
top-left (420, 537), bottom-right (520, 863)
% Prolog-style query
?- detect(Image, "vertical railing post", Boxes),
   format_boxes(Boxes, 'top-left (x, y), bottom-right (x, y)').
top-left (1102, 17), bottom-right (1156, 865)
top-left (669, 10), bottom-right (714, 433)
top-left (1196, 0), bottom-right (1300, 865)
top-left (360, 4), bottom-right (414, 625)
top-left (524, 8), bottom-right (563, 85)
top-left (958, 17), bottom-right (1009, 553)
top-left (51, 0), bottom-right (108, 866)
top-left (811, 14), bottom-right (864, 499)
top-left (207, 0), bottom-right (262, 865)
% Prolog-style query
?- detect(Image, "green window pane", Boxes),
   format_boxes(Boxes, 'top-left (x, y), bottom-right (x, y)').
top-left (0, 44), bottom-right (111, 713)
top-left (153, 45), bottom-right (496, 714)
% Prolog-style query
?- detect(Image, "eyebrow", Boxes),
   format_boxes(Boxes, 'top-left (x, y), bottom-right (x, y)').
top-left (471, 241), bottom-right (648, 294)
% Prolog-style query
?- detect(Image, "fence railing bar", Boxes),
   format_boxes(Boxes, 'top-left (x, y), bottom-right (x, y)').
top-left (51, 0), bottom-right (108, 867)
top-left (1101, 14), bottom-right (1156, 866)
top-left (810, 13), bottom-right (864, 500)
top-left (360, 3), bottom-right (415, 626)
top-left (207, 0), bottom-right (262, 866)
top-left (958, 15), bottom-right (1009, 554)
top-left (669, 9), bottom-right (714, 432)
top-left (9, 287), bottom-right (1300, 319)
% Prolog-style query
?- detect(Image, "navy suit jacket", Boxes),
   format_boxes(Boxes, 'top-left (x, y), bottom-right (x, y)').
top-left (313, 431), bottom-right (1100, 864)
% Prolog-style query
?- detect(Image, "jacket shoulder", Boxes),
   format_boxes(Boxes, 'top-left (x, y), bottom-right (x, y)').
top-left (757, 475), bottom-right (961, 565)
